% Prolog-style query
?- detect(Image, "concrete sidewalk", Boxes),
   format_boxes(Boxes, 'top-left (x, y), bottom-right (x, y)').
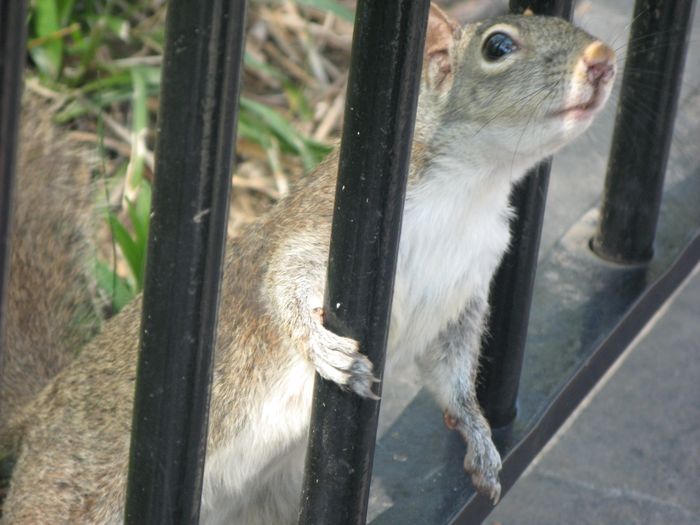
top-left (486, 267), bottom-right (700, 525)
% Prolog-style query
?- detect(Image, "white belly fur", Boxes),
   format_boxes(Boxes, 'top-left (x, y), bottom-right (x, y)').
top-left (200, 355), bottom-right (315, 524)
top-left (389, 162), bottom-right (513, 363)
top-left (200, 162), bottom-right (515, 523)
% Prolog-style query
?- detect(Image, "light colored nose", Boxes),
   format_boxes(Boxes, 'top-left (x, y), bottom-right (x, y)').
top-left (583, 41), bottom-right (616, 84)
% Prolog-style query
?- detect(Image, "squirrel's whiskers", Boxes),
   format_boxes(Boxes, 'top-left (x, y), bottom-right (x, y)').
top-left (1, 5), bottom-right (616, 523)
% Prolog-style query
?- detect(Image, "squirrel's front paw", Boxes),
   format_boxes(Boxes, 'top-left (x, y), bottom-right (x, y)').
top-left (463, 432), bottom-right (502, 504)
top-left (308, 314), bottom-right (379, 399)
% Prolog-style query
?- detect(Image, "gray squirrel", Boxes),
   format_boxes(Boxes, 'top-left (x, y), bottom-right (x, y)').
top-left (0, 94), bottom-right (100, 433)
top-left (0, 4), bottom-right (616, 524)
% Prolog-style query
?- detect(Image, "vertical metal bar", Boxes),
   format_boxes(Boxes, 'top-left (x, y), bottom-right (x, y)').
top-left (298, 1), bottom-right (430, 523)
top-left (0, 0), bottom-right (28, 362)
top-left (592, 0), bottom-right (696, 263)
top-left (476, 163), bottom-right (551, 428)
top-left (476, 0), bottom-right (574, 428)
top-left (123, 1), bottom-right (246, 523)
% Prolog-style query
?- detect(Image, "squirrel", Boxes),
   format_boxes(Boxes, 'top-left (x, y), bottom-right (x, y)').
top-left (0, 5), bottom-right (616, 524)
top-left (0, 93), bottom-right (100, 436)
top-left (0, 92), bottom-right (102, 508)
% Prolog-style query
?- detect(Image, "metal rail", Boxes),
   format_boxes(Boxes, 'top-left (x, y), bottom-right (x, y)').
top-left (0, 0), bottom-right (28, 362)
top-left (592, 0), bottom-right (697, 263)
top-left (123, 1), bottom-right (247, 523)
top-left (298, 1), bottom-right (430, 523)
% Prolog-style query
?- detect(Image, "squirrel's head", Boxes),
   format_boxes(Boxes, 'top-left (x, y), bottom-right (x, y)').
top-left (419, 5), bottom-right (616, 169)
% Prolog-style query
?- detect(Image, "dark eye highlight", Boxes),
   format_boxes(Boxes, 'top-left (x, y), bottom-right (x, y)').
top-left (482, 32), bottom-right (518, 61)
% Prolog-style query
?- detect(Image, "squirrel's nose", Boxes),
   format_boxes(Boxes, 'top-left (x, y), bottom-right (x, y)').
top-left (587, 61), bottom-right (615, 84)
top-left (583, 41), bottom-right (616, 85)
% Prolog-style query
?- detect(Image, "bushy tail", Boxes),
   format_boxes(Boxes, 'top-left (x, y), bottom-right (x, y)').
top-left (0, 92), bottom-right (101, 451)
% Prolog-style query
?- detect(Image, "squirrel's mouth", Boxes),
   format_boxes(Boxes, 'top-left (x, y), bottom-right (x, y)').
top-left (551, 50), bottom-right (616, 121)
top-left (551, 87), bottom-right (609, 120)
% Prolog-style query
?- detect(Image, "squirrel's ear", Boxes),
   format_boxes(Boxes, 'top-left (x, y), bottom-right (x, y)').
top-left (424, 4), bottom-right (460, 92)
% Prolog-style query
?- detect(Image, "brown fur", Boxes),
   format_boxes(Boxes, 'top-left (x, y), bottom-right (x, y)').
top-left (0, 94), bottom-right (99, 435)
top-left (0, 149), bottom-right (341, 522)
top-left (0, 8), bottom-right (616, 522)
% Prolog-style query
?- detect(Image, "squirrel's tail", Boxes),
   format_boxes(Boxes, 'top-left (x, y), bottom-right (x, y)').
top-left (0, 92), bottom-right (101, 453)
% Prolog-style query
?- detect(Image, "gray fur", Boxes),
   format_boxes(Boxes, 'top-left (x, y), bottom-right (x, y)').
top-left (0, 7), bottom-right (616, 523)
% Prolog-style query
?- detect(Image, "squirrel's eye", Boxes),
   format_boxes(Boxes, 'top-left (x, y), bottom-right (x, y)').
top-left (483, 32), bottom-right (518, 61)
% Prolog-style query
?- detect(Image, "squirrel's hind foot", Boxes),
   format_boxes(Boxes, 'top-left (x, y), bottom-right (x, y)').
top-left (464, 431), bottom-right (502, 505)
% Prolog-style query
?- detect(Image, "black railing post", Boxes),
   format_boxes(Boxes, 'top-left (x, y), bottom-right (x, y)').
top-left (0, 0), bottom-right (28, 361)
top-left (476, 0), bottom-right (575, 428)
top-left (298, 1), bottom-right (430, 523)
top-left (123, 1), bottom-right (246, 523)
top-left (592, 0), bottom-right (696, 263)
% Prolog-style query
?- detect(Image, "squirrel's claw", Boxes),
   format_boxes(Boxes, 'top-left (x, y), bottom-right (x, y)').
top-left (308, 324), bottom-right (381, 400)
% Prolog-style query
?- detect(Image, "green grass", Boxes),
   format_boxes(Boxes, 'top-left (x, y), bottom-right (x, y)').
top-left (27, 0), bottom-right (348, 313)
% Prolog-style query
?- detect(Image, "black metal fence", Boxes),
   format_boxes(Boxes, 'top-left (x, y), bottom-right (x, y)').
top-left (0, 0), bottom-right (29, 363)
top-left (0, 0), bottom-right (697, 523)
top-left (123, 2), bottom-right (247, 522)
top-left (298, 2), bottom-right (429, 523)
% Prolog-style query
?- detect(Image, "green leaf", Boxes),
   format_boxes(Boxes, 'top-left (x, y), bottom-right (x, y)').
top-left (54, 90), bottom-right (133, 123)
top-left (80, 71), bottom-right (132, 94)
top-left (126, 182), bottom-right (152, 266)
top-left (237, 116), bottom-right (272, 149)
top-left (123, 67), bottom-right (150, 196)
top-left (107, 212), bottom-right (144, 289)
top-left (294, 0), bottom-right (354, 21)
top-left (76, 14), bottom-right (110, 74)
top-left (240, 96), bottom-right (317, 171)
top-left (101, 14), bottom-right (131, 40)
top-left (56, 0), bottom-right (76, 26)
top-left (95, 260), bottom-right (135, 313)
top-left (30, 0), bottom-right (64, 79)
top-left (306, 139), bottom-right (333, 160)
top-left (54, 79), bottom-right (161, 124)
top-left (244, 52), bottom-right (288, 83)
top-left (79, 67), bottom-right (159, 95)
top-left (284, 82), bottom-right (313, 120)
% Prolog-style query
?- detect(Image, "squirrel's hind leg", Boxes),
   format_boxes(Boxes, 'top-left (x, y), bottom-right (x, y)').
top-left (418, 299), bottom-right (503, 504)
